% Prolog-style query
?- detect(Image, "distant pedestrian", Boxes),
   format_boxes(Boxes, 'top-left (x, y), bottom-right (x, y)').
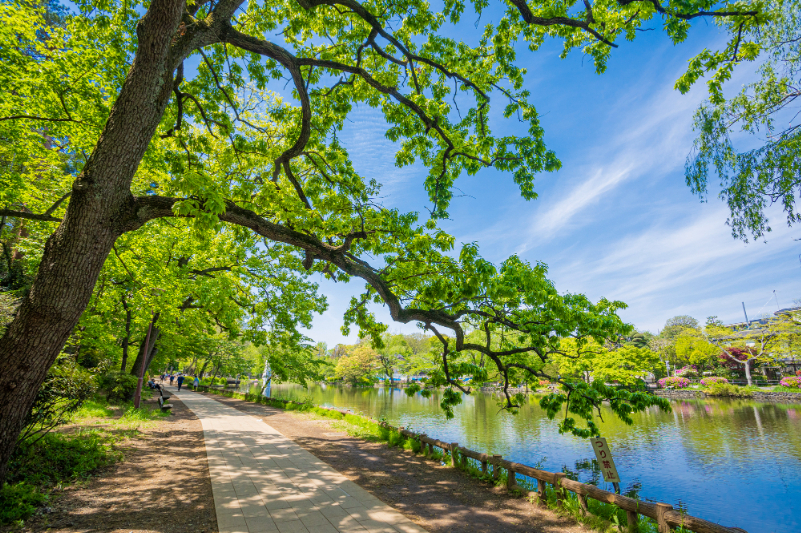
top-left (177, 374), bottom-right (185, 391)
top-left (193, 375), bottom-right (200, 390)
top-left (169, 374), bottom-right (175, 385)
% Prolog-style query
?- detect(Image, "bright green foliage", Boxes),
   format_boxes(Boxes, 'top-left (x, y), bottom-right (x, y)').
top-left (251, 342), bottom-right (331, 386)
top-left (552, 339), bottom-right (659, 385)
top-left (335, 345), bottom-right (379, 384)
top-left (674, 331), bottom-right (720, 366)
top-left (0, 0), bottom-right (765, 439)
top-left (540, 381), bottom-right (670, 438)
top-left (0, 482), bottom-right (46, 525)
top-left (6, 432), bottom-right (120, 488)
top-left (19, 356), bottom-right (97, 444)
top-left (590, 346), bottom-right (661, 386)
top-left (96, 372), bottom-right (139, 402)
top-left (685, 0), bottom-right (801, 241)
top-left (704, 310), bottom-right (801, 385)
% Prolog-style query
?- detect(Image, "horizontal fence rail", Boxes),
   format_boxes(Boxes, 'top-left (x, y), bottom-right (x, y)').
top-left (195, 387), bottom-right (748, 533)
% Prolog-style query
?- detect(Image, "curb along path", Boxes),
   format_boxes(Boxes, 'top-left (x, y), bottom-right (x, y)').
top-left (169, 387), bottom-right (428, 533)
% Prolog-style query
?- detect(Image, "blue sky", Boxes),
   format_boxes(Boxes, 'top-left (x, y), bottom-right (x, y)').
top-left (302, 17), bottom-right (800, 346)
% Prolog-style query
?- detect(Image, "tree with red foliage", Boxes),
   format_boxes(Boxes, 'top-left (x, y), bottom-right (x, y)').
top-left (718, 347), bottom-right (756, 374)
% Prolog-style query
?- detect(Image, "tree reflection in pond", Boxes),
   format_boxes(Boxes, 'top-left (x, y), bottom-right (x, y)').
top-left (244, 383), bottom-right (801, 533)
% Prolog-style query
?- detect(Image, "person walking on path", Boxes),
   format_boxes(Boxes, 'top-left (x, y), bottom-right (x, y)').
top-left (169, 374), bottom-right (175, 386)
top-left (176, 374), bottom-right (185, 391)
top-left (193, 375), bottom-right (200, 390)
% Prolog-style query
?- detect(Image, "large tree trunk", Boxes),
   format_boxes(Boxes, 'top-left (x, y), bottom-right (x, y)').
top-left (0, 0), bottom-right (184, 483)
top-left (198, 359), bottom-right (210, 378)
top-left (128, 313), bottom-right (161, 382)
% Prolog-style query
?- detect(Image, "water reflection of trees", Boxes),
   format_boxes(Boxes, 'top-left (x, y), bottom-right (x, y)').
top-left (271, 384), bottom-right (801, 477)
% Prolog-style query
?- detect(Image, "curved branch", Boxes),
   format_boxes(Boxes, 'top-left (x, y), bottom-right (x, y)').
top-left (0, 209), bottom-right (61, 223)
top-left (221, 27), bottom-right (312, 180)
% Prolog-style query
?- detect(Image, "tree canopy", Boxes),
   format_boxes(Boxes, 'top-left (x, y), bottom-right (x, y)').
top-left (0, 0), bottom-right (770, 481)
top-left (685, 0), bottom-right (801, 241)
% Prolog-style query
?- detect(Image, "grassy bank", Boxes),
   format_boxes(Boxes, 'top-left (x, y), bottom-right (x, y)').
top-left (201, 387), bottom-right (674, 533)
top-left (0, 396), bottom-right (169, 526)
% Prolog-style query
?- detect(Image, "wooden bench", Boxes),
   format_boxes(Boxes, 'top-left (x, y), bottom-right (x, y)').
top-left (156, 385), bottom-right (172, 411)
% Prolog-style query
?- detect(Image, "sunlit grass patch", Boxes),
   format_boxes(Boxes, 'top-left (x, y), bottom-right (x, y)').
top-left (72, 398), bottom-right (115, 420)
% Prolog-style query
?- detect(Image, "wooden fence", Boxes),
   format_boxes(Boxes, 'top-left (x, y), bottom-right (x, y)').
top-left (390, 427), bottom-right (747, 533)
top-left (196, 389), bottom-right (747, 533)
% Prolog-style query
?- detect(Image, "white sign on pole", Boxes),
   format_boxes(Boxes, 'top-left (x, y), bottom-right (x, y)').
top-left (590, 437), bottom-right (621, 483)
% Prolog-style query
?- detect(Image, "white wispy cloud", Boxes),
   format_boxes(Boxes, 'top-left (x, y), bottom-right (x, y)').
top-left (548, 205), bottom-right (800, 332)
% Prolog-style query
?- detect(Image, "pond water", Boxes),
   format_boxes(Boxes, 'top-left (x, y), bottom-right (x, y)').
top-left (244, 382), bottom-right (801, 533)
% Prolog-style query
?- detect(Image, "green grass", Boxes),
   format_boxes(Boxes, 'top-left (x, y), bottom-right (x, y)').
top-left (772, 386), bottom-right (801, 393)
top-left (1, 430), bottom-right (122, 525)
top-left (72, 398), bottom-right (115, 420)
top-left (1, 395), bottom-right (169, 525)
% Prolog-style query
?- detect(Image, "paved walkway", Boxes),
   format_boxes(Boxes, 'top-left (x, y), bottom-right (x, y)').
top-left (168, 387), bottom-right (428, 533)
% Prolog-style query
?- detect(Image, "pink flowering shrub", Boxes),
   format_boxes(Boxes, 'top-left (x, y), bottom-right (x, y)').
top-left (779, 377), bottom-right (801, 389)
top-left (700, 377), bottom-right (728, 386)
top-left (658, 376), bottom-right (691, 389)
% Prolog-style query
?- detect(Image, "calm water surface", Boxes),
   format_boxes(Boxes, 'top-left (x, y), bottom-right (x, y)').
top-left (247, 383), bottom-right (801, 532)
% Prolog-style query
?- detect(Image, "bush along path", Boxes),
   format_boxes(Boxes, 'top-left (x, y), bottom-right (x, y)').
top-left (196, 386), bottom-right (748, 533)
top-left (0, 394), bottom-right (217, 532)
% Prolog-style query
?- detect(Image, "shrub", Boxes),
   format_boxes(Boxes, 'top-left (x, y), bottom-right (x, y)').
top-left (20, 358), bottom-right (97, 443)
top-left (199, 376), bottom-right (227, 386)
top-left (700, 377), bottom-right (729, 386)
top-left (674, 366), bottom-right (699, 378)
top-left (6, 432), bottom-right (119, 488)
top-left (779, 376), bottom-right (801, 389)
top-left (705, 382), bottom-right (753, 397)
top-left (97, 372), bottom-right (138, 402)
top-left (0, 483), bottom-right (47, 525)
top-left (657, 377), bottom-right (691, 389)
top-left (1, 424), bottom-right (121, 526)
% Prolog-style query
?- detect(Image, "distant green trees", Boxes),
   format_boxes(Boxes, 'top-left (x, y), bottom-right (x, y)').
top-left (335, 346), bottom-right (379, 385)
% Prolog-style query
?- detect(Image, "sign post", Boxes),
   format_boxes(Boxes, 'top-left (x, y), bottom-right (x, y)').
top-left (591, 437), bottom-right (621, 493)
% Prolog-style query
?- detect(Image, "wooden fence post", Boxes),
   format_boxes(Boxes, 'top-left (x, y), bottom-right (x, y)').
top-left (655, 503), bottom-right (673, 533)
top-left (492, 455), bottom-right (502, 481)
top-left (576, 493), bottom-right (589, 516)
top-left (536, 478), bottom-right (547, 507)
top-left (481, 456), bottom-right (488, 476)
top-left (626, 509), bottom-right (640, 533)
top-left (506, 464), bottom-right (518, 491)
top-left (553, 473), bottom-right (566, 506)
top-left (450, 443), bottom-right (459, 467)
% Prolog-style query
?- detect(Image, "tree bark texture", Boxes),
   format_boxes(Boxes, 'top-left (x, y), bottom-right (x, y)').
top-left (0, 0), bottom-right (185, 483)
top-left (128, 327), bottom-right (161, 385)
top-left (198, 359), bottom-right (210, 378)
top-left (128, 312), bottom-right (161, 380)
top-left (120, 296), bottom-right (132, 372)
